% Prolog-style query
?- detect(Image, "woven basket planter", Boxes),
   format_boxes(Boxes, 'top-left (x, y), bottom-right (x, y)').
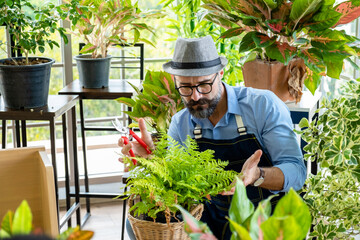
top-left (128, 204), bottom-right (204, 240)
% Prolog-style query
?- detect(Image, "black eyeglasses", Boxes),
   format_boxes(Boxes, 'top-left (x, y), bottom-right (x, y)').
top-left (175, 73), bottom-right (218, 97)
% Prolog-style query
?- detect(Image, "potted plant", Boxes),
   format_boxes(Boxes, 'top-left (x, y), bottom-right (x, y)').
top-left (178, 179), bottom-right (312, 240)
top-left (298, 81), bottom-right (359, 239)
top-left (117, 70), bottom-right (184, 134)
top-left (202, 0), bottom-right (360, 102)
top-left (57, 0), bottom-right (160, 89)
top-left (124, 133), bottom-right (237, 240)
top-left (0, 0), bottom-right (67, 109)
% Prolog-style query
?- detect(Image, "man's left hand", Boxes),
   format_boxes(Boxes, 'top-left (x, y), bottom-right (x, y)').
top-left (241, 149), bottom-right (262, 186)
top-left (219, 149), bottom-right (262, 196)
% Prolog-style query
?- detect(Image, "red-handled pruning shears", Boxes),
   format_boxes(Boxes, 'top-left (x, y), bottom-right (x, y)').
top-left (112, 118), bottom-right (152, 165)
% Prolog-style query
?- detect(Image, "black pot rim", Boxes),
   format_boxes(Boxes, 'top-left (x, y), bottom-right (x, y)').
top-left (74, 54), bottom-right (112, 61)
top-left (0, 57), bottom-right (55, 68)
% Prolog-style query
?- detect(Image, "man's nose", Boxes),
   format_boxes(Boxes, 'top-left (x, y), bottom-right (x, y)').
top-left (190, 88), bottom-right (202, 101)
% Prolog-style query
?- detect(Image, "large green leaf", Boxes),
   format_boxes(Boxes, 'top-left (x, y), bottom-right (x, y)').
top-left (227, 218), bottom-right (252, 240)
top-left (239, 31), bottom-right (257, 53)
top-left (248, 198), bottom-right (274, 240)
top-left (79, 43), bottom-right (97, 54)
top-left (299, 49), bottom-right (325, 73)
top-left (220, 27), bottom-right (245, 39)
top-left (310, 9), bottom-right (342, 31)
top-left (261, 215), bottom-right (303, 240)
top-left (298, 118), bottom-right (309, 128)
top-left (311, 29), bottom-right (349, 51)
top-left (252, 33), bottom-right (276, 48)
top-left (322, 50), bottom-right (349, 78)
top-left (12, 200), bottom-right (32, 235)
top-left (116, 97), bottom-right (136, 107)
top-left (290, 0), bottom-right (323, 26)
top-left (229, 179), bottom-right (255, 227)
top-left (265, 41), bottom-right (297, 64)
top-left (271, 189), bottom-right (311, 239)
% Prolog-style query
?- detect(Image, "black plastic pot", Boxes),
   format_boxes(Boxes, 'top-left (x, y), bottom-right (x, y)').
top-left (74, 54), bottom-right (112, 88)
top-left (0, 57), bottom-right (55, 109)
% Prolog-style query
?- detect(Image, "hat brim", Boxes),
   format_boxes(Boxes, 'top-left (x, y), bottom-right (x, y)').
top-left (162, 56), bottom-right (228, 77)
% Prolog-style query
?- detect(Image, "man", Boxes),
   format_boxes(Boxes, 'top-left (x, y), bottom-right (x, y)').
top-left (119, 36), bottom-right (306, 240)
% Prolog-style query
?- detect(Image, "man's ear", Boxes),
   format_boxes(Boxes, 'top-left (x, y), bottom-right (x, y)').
top-left (219, 70), bottom-right (224, 79)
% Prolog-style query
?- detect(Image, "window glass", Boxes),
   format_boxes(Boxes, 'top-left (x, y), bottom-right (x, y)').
top-left (0, 27), bottom-right (7, 59)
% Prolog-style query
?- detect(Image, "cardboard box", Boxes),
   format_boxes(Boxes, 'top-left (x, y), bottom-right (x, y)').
top-left (0, 146), bottom-right (58, 237)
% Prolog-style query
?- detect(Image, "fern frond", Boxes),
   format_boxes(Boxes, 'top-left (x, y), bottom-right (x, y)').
top-left (126, 134), bottom-right (238, 223)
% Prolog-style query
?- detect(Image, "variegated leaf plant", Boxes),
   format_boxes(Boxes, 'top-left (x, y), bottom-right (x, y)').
top-left (298, 81), bottom-right (360, 239)
top-left (202, 0), bottom-right (360, 94)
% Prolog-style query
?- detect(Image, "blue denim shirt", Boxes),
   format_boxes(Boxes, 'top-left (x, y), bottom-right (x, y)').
top-left (168, 83), bottom-right (306, 192)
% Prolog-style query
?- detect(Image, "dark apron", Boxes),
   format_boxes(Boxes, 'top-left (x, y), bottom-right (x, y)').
top-left (194, 115), bottom-right (283, 240)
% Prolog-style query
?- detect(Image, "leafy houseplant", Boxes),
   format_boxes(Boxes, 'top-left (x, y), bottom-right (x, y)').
top-left (298, 81), bottom-right (360, 239)
top-left (0, 0), bottom-right (67, 109)
top-left (0, 0), bottom-right (67, 64)
top-left (117, 70), bottom-right (184, 134)
top-left (124, 134), bottom-right (237, 239)
top-left (202, 0), bottom-right (360, 101)
top-left (0, 200), bottom-right (93, 240)
top-left (57, 0), bottom-right (160, 88)
top-left (178, 180), bottom-right (312, 240)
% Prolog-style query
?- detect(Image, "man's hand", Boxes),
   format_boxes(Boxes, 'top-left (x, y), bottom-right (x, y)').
top-left (118, 118), bottom-right (154, 172)
top-left (219, 150), bottom-right (262, 196)
top-left (241, 149), bottom-right (262, 186)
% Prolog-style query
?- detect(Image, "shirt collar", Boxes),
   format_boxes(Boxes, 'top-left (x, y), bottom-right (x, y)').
top-left (190, 82), bottom-right (242, 128)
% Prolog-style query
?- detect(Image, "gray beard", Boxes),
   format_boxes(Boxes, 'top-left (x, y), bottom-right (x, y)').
top-left (183, 84), bottom-right (222, 119)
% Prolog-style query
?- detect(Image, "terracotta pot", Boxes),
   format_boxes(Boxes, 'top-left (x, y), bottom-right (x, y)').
top-left (242, 58), bottom-right (307, 102)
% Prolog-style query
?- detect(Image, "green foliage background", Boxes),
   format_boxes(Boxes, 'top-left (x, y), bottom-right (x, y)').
top-left (0, 0), bottom-right (358, 145)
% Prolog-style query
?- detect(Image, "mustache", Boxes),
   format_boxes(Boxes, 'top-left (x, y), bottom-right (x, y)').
top-left (186, 98), bottom-right (211, 108)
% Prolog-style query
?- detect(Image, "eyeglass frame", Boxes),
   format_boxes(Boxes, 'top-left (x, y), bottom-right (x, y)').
top-left (174, 72), bottom-right (219, 97)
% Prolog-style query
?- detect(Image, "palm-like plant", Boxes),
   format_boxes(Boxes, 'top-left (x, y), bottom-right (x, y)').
top-left (202, 0), bottom-right (360, 93)
top-left (57, 0), bottom-right (161, 58)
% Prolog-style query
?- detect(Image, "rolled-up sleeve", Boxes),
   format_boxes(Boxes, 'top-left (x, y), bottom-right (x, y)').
top-left (255, 92), bottom-right (306, 192)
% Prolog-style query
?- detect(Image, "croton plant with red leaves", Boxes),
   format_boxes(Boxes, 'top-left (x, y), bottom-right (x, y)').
top-left (202, 0), bottom-right (360, 94)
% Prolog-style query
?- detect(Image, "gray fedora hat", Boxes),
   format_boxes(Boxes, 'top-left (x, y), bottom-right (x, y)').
top-left (163, 36), bottom-right (228, 77)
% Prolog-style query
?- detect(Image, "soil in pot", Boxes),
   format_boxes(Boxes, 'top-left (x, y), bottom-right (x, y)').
top-left (1, 58), bottom-right (50, 66)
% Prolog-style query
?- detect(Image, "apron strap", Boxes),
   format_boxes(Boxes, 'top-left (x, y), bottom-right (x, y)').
top-left (193, 115), bottom-right (247, 139)
top-left (235, 115), bottom-right (247, 136)
top-left (193, 124), bottom-right (202, 139)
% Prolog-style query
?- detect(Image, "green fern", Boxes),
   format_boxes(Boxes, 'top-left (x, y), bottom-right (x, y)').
top-left (124, 133), bottom-right (237, 224)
